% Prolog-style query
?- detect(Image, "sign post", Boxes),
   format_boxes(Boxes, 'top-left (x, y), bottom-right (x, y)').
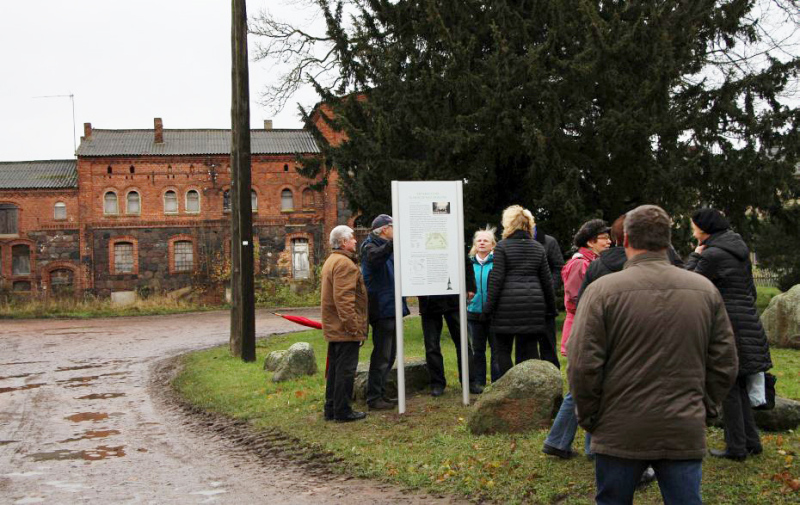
top-left (392, 181), bottom-right (469, 413)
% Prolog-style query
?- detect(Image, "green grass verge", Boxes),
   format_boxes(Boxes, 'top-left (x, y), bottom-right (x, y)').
top-left (0, 295), bottom-right (213, 319)
top-left (174, 315), bottom-right (800, 504)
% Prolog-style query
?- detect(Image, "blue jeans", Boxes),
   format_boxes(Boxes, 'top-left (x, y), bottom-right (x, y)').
top-left (595, 454), bottom-right (702, 505)
top-left (544, 391), bottom-right (591, 455)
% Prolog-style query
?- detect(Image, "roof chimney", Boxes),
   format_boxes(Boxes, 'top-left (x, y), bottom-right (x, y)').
top-left (264, 119), bottom-right (273, 130)
top-left (84, 122), bottom-right (92, 139)
top-left (154, 118), bottom-right (163, 143)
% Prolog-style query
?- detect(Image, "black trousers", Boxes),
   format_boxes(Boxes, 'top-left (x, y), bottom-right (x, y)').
top-left (324, 341), bottom-right (360, 419)
top-left (468, 318), bottom-right (499, 386)
top-left (530, 317), bottom-right (560, 369)
top-left (497, 332), bottom-right (542, 378)
top-left (722, 375), bottom-right (761, 455)
top-left (421, 310), bottom-right (475, 388)
top-left (366, 318), bottom-right (397, 405)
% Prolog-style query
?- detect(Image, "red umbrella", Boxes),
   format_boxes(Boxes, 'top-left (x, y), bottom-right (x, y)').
top-left (272, 312), bottom-right (322, 329)
top-left (272, 312), bottom-right (327, 377)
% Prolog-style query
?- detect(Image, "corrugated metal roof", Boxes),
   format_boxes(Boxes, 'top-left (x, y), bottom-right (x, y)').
top-left (0, 160), bottom-right (78, 189)
top-left (76, 129), bottom-right (320, 156)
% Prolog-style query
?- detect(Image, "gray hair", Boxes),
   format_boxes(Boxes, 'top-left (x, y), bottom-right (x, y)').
top-left (371, 225), bottom-right (391, 236)
top-left (329, 225), bottom-right (355, 249)
top-left (624, 205), bottom-right (672, 251)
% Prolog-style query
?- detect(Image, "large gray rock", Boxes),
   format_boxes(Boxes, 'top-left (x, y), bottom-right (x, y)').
top-left (353, 358), bottom-right (430, 401)
top-left (467, 360), bottom-right (562, 435)
top-left (754, 397), bottom-right (800, 432)
top-left (271, 342), bottom-right (317, 382)
top-left (263, 350), bottom-right (287, 372)
top-left (761, 285), bottom-right (800, 349)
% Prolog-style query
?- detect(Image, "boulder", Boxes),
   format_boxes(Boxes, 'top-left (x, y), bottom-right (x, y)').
top-left (467, 360), bottom-right (562, 435)
top-left (353, 358), bottom-right (430, 401)
top-left (110, 291), bottom-right (136, 307)
top-left (272, 342), bottom-right (317, 382)
top-left (761, 285), bottom-right (800, 349)
top-left (707, 396), bottom-right (800, 432)
top-left (263, 350), bottom-right (287, 372)
top-left (754, 397), bottom-right (800, 432)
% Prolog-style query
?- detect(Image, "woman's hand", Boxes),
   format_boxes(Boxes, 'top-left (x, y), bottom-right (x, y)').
top-left (694, 244), bottom-right (706, 254)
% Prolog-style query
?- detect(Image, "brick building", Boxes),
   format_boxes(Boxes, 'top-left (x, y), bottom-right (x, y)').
top-left (0, 118), bottom-right (350, 297)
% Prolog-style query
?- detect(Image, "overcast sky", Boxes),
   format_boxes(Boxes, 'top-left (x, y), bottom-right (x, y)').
top-left (0, 0), bottom-right (321, 162)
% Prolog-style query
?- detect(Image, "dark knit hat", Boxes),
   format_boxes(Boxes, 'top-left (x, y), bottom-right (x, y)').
top-left (371, 214), bottom-right (393, 230)
top-left (691, 208), bottom-right (730, 234)
top-left (573, 219), bottom-right (611, 248)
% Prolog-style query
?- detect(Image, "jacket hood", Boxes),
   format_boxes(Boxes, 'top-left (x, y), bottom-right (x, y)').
top-left (705, 230), bottom-right (749, 261)
top-left (599, 246), bottom-right (627, 273)
top-left (470, 252), bottom-right (494, 265)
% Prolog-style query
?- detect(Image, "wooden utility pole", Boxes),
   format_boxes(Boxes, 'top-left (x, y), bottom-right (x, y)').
top-left (229, 0), bottom-right (255, 361)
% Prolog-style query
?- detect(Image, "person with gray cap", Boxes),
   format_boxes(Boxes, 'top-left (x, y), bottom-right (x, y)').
top-left (360, 214), bottom-right (410, 411)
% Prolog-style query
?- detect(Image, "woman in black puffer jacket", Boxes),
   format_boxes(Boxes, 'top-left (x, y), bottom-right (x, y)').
top-left (485, 205), bottom-right (556, 377)
top-left (686, 208), bottom-right (772, 461)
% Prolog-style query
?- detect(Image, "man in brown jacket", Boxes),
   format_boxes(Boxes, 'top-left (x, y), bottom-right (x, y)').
top-left (568, 205), bottom-right (737, 505)
top-left (321, 225), bottom-right (368, 422)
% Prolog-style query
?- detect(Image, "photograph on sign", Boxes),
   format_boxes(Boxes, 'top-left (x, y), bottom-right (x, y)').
top-left (396, 181), bottom-right (462, 296)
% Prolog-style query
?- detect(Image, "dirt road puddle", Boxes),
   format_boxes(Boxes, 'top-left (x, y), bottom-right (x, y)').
top-left (0, 373), bottom-right (39, 380)
top-left (65, 412), bottom-right (109, 423)
top-left (57, 372), bottom-right (130, 388)
top-left (27, 445), bottom-right (126, 461)
top-left (76, 393), bottom-right (126, 400)
top-left (0, 384), bottom-right (45, 394)
top-left (59, 430), bottom-right (121, 443)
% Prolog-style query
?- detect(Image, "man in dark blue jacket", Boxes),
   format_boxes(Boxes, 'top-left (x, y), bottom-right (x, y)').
top-left (361, 214), bottom-right (409, 410)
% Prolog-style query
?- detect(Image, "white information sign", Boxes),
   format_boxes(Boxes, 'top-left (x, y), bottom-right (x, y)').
top-left (395, 181), bottom-right (462, 296)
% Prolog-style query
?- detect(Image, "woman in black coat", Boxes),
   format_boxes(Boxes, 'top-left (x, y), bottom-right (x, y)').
top-left (686, 208), bottom-right (772, 461)
top-left (485, 205), bottom-right (556, 377)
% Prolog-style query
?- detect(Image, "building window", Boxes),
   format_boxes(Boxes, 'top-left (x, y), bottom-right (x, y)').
top-left (174, 240), bottom-right (193, 272)
top-left (292, 238), bottom-right (310, 279)
top-left (251, 190), bottom-right (258, 212)
top-left (164, 190), bottom-right (178, 213)
top-left (283, 164), bottom-right (289, 172)
top-left (281, 189), bottom-right (294, 211)
top-left (126, 191), bottom-right (141, 215)
top-left (104, 192), bottom-right (118, 215)
top-left (223, 190), bottom-right (231, 212)
top-left (50, 268), bottom-right (74, 295)
top-left (0, 204), bottom-right (19, 234)
top-left (13, 281), bottom-right (31, 292)
top-left (107, 165), bottom-right (113, 175)
top-left (54, 202), bottom-right (67, 220)
top-left (114, 242), bottom-right (135, 274)
top-left (129, 165), bottom-right (135, 174)
top-left (12, 244), bottom-right (31, 275)
top-left (186, 190), bottom-right (200, 213)
top-left (302, 189), bottom-right (314, 209)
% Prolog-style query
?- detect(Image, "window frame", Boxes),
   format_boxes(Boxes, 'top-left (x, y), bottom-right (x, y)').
top-left (104, 191), bottom-right (119, 215)
top-left (54, 201), bottom-right (67, 220)
top-left (109, 237), bottom-right (138, 275)
top-left (281, 189), bottom-right (294, 212)
top-left (185, 189), bottom-right (201, 214)
top-left (164, 190), bottom-right (179, 214)
top-left (126, 190), bottom-right (141, 215)
top-left (0, 203), bottom-right (19, 235)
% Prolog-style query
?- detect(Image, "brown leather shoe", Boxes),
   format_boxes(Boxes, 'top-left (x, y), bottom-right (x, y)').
top-left (368, 399), bottom-right (395, 411)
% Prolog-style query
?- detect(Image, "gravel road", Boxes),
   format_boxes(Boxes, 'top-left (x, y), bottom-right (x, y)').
top-left (0, 309), bottom-right (459, 504)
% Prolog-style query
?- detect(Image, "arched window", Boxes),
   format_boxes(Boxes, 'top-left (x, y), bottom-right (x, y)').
top-left (164, 190), bottom-right (178, 214)
top-left (114, 242), bottom-right (135, 274)
top-left (54, 202), bottom-right (67, 220)
top-left (0, 203), bottom-right (19, 234)
top-left (223, 190), bottom-right (231, 212)
top-left (129, 165), bottom-right (135, 174)
top-left (107, 165), bottom-right (113, 175)
top-left (251, 190), bottom-right (258, 212)
top-left (104, 192), bottom-right (118, 215)
top-left (302, 189), bottom-right (314, 209)
top-left (283, 164), bottom-right (289, 172)
top-left (281, 189), bottom-right (294, 211)
top-left (126, 191), bottom-right (140, 214)
top-left (186, 190), bottom-right (200, 213)
top-left (12, 244), bottom-right (31, 275)
top-left (50, 268), bottom-right (74, 295)
top-left (173, 240), bottom-right (194, 272)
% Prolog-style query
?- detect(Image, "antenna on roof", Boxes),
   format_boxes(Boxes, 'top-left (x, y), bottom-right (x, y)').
top-left (33, 93), bottom-right (77, 156)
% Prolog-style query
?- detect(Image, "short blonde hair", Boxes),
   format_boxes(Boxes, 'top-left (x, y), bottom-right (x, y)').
top-left (501, 205), bottom-right (535, 239)
top-left (469, 226), bottom-right (497, 257)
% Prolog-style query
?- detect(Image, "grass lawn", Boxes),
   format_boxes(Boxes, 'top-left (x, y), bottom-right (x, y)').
top-left (0, 294), bottom-right (213, 319)
top-left (174, 314), bottom-right (800, 504)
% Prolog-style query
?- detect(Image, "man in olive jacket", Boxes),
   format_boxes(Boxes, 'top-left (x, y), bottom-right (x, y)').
top-left (568, 205), bottom-right (737, 505)
top-left (321, 225), bottom-right (368, 423)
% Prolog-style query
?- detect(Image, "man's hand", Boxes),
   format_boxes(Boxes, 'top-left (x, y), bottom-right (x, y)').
top-left (467, 291), bottom-right (475, 302)
top-left (694, 244), bottom-right (706, 254)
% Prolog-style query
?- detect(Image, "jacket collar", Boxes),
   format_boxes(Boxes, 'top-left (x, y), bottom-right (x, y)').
top-left (331, 249), bottom-right (358, 263)
top-left (506, 230), bottom-right (532, 240)
top-left (577, 246), bottom-right (598, 261)
top-left (623, 250), bottom-right (670, 269)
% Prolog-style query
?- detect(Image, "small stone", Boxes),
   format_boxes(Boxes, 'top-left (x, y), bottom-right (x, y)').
top-left (272, 342), bottom-right (317, 382)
